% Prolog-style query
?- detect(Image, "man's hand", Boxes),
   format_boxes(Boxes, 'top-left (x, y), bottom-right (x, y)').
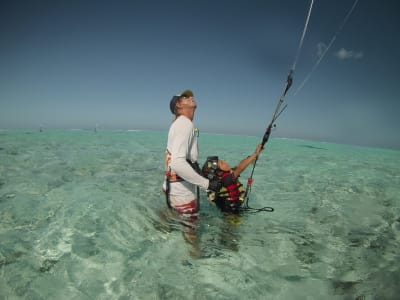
top-left (208, 178), bottom-right (222, 192)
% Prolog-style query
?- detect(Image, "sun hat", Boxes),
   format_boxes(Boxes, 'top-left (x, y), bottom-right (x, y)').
top-left (169, 89), bottom-right (194, 114)
top-left (180, 90), bottom-right (194, 98)
top-left (169, 95), bottom-right (180, 114)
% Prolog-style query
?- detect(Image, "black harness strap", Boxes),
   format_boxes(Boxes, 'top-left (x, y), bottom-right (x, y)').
top-left (165, 173), bottom-right (172, 209)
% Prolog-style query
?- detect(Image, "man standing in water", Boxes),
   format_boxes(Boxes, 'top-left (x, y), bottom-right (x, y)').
top-left (164, 89), bottom-right (221, 215)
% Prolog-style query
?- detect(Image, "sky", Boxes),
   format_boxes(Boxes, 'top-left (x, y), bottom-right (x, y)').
top-left (1, 0), bottom-right (399, 149)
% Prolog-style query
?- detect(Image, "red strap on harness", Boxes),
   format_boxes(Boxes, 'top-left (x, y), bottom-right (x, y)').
top-left (165, 171), bottom-right (183, 182)
top-left (247, 178), bottom-right (253, 185)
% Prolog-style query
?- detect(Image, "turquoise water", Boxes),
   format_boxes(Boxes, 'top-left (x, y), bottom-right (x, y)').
top-left (0, 130), bottom-right (399, 299)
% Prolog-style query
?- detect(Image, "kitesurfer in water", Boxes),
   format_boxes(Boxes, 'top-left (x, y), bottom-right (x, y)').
top-left (202, 144), bottom-right (263, 213)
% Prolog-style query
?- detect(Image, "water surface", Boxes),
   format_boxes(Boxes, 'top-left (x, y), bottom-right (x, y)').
top-left (0, 130), bottom-right (399, 299)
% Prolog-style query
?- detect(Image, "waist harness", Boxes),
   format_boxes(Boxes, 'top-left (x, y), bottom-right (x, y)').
top-left (164, 159), bottom-right (201, 209)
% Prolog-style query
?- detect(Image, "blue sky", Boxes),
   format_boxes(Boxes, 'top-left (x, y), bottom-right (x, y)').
top-left (1, 0), bottom-right (399, 149)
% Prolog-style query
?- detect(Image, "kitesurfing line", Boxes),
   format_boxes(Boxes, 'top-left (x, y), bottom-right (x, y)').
top-left (292, 0), bottom-right (315, 71)
top-left (294, 0), bottom-right (359, 95)
top-left (242, 0), bottom-right (360, 213)
top-left (241, 0), bottom-right (315, 213)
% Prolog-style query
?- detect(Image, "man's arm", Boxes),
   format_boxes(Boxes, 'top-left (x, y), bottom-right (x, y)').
top-left (169, 119), bottom-right (209, 189)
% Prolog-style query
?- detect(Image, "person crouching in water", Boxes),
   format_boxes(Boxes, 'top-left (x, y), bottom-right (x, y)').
top-left (202, 144), bottom-right (263, 213)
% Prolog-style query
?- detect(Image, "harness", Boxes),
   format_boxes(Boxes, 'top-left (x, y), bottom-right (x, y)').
top-left (164, 150), bottom-right (200, 209)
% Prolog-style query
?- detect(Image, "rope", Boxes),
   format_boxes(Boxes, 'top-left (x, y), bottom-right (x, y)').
top-left (243, 0), bottom-right (315, 212)
top-left (292, 0), bottom-right (314, 72)
top-left (294, 0), bottom-right (359, 95)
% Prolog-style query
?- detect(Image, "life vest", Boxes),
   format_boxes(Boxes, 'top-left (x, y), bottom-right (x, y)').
top-left (213, 171), bottom-right (245, 212)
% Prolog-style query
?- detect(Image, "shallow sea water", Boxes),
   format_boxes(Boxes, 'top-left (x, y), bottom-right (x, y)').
top-left (0, 130), bottom-right (399, 299)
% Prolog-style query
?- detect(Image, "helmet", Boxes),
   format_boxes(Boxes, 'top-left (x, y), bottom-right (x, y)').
top-left (201, 156), bottom-right (219, 180)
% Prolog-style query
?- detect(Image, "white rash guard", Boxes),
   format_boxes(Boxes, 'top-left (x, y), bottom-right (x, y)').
top-left (164, 115), bottom-right (209, 205)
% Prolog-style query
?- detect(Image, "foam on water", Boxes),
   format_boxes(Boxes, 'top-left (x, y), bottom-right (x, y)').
top-left (0, 130), bottom-right (399, 299)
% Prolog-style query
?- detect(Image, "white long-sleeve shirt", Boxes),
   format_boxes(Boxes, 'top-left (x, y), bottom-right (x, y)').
top-left (164, 116), bottom-right (209, 203)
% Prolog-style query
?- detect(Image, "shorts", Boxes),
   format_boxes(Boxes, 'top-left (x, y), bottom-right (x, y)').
top-left (173, 199), bottom-right (199, 214)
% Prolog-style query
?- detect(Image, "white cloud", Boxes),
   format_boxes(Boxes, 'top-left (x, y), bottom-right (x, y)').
top-left (335, 48), bottom-right (364, 60)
